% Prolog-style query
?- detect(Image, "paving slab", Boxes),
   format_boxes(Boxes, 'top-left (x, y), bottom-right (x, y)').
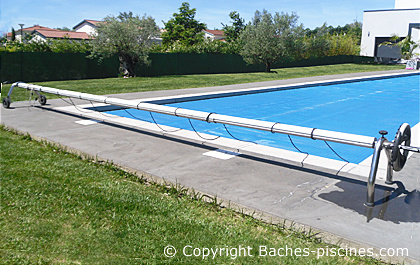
top-left (1, 70), bottom-right (419, 264)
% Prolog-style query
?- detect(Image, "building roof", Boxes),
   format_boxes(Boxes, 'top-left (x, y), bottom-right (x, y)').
top-left (85, 19), bottom-right (102, 26)
top-left (35, 29), bottom-right (91, 40)
top-left (24, 25), bottom-right (56, 31)
top-left (364, 7), bottom-right (420, 12)
top-left (203, 29), bottom-right (225, 37)
top-left (73, 19), bottom-right (103, 30)
top-left (7, 25), bottom-right (56, 37)
top-left (7, 25), bottom-right (92, 40)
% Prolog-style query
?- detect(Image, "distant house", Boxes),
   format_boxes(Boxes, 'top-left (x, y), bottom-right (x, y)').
top-left (360, 0), bottom-right (420, 60)
top-left (7, 25), bottom-right (50, 41)
top-left (7, 25), bottom-right (91, 42)
top-left (31, 29), bottom-right (91, 42)
top-left (8, 18), bottom-right (166, 44)
top-left (73, 19), bottom-right (163, 44)
top-left (203, 29), bottom-right (225, 41)
top-left (73, 19), bottom-right (103, 36)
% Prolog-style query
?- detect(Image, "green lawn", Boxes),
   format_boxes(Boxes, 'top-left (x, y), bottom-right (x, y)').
top-left (2, 63), bottom-right (404, 102)
top-left (0, 126), bottom-right (383, 264)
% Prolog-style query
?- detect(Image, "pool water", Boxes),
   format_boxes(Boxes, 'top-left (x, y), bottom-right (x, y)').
top-left (106, 74), bottom-right (420, 164)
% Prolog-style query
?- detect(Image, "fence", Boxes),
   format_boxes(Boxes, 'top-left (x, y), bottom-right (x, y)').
top-left (0, 52), bottom-right (119, 83)
top-left (137, 53), bottom-right (264, 76)
top-left (1, 52), bottom-right (374, 83)
top-left (138, 54), bottom-right (374, 76)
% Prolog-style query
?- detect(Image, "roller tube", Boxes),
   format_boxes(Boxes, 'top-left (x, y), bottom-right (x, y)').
top-left (14, 82), bottom-right (377, 149)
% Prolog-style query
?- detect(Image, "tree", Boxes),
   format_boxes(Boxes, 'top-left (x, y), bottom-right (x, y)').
top-left (55, 27), bottom-right (73, 31)
top-left (49, 38), bottom-right (92, 53)
top-left (11, 28), bottom-right (16, 41)
top-left (90, 12), bottom-right (159, 77)
top-left (305, 21), bottom-right (363, 44)
top-left (381, 35), bottom-right (420, 60)
top-left (0, 33), bottom-right (6, 44)
top-left (222, 11), bottom-right (246, 42)
top-left (0, 38), bottom-right (93, 53)
top-left (162, 2), bottom-right (206, 46)
top-left (239, 10), bottom-right (303, 72)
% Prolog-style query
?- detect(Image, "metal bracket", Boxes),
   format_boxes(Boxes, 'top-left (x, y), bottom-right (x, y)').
top-left (7, 82), bottom-right (17, 99)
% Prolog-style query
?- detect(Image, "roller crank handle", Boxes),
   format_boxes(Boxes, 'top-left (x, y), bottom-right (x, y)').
top-left (399, 145), bottom-right (420, 153)
top-left (383, 142), bottom-right (420, 153)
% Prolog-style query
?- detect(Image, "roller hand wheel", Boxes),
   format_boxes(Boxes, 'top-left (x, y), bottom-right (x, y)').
top-left (391, 123), bottom-right (411, 171)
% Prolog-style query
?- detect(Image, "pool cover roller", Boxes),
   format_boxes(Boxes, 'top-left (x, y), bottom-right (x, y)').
top-left (3, 82), bottom-right (419, 207)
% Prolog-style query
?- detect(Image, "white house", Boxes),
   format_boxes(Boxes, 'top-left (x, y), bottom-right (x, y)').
top-left (203, 29), bottom-right (225, 41)
top-left (360, 0), bottom-right (420, 59)
top-left (7, 25), bottom-right (91, 42)
top-left (73, 19), bottom-right (163, 44)
top-left (31, 29), bottom-right (91, 42)
top-left (73, 19), bottom-right (103, 36)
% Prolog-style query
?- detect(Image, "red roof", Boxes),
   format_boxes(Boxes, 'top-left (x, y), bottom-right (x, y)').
top-left (24, 25), bottom-right (55, 31)
top-left (35, 29), bottom-right (91, 40)
top-left (6, 25), bottom-right (92, 40)
top-left (7, 25), bottom-right (55, 37)
top-left (73, 19), bottom-right (103, 30)
top-left (204, 29), bottom-right (225, 37)
top-left (85, 20), bottom-right (102, 26)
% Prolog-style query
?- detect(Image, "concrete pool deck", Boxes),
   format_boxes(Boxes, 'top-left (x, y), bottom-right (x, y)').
top-left (1, 70), bottom-right (419, 264)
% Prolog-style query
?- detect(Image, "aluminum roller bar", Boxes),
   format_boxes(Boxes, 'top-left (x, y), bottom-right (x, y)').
top-left (208, 114), bottom-right (376, 148)
top-left (15, 82), bottom-right (377, 149)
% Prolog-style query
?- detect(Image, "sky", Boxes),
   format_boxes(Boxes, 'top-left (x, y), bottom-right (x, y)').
top-left (1, 0), bottom-right (396, 35)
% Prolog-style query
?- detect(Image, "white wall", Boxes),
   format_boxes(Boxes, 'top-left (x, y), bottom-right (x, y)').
top-left (395, 0), bottom-right (420, 9)
top-left (12, 31), bottom-right (44, 42)
top-left (360, 9), bottom-right (420, 57)
top-left (15, 34), bottom-right (23, 42)
top-left (31, 34), bottom-right (46, 42)
top-left (203, 32), bottom-right (215, 40)
top-left (12, 31), bottom-right (25, 42)
top-left (74, 23), bottom-right (97, 36)
top-left (203, 31), bottom-right (224, 41)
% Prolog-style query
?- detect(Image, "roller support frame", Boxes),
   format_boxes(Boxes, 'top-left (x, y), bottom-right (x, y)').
top-left (3, 82), bottom-right (45, 108)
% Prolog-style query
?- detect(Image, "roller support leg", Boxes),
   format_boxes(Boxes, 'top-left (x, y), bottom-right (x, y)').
top-left (2, 83), bottom-right (17, 109)
top-left (385, 148), bottom-right (393, 184)
top-left (366, 131), bottom-right (387, 207)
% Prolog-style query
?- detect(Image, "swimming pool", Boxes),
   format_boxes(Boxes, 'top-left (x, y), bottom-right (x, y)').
top-left (105, 74), bottom-right (420, 164)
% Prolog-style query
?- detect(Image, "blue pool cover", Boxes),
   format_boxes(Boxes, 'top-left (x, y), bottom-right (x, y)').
top-left (106, 74), bottom-right (420, 164)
